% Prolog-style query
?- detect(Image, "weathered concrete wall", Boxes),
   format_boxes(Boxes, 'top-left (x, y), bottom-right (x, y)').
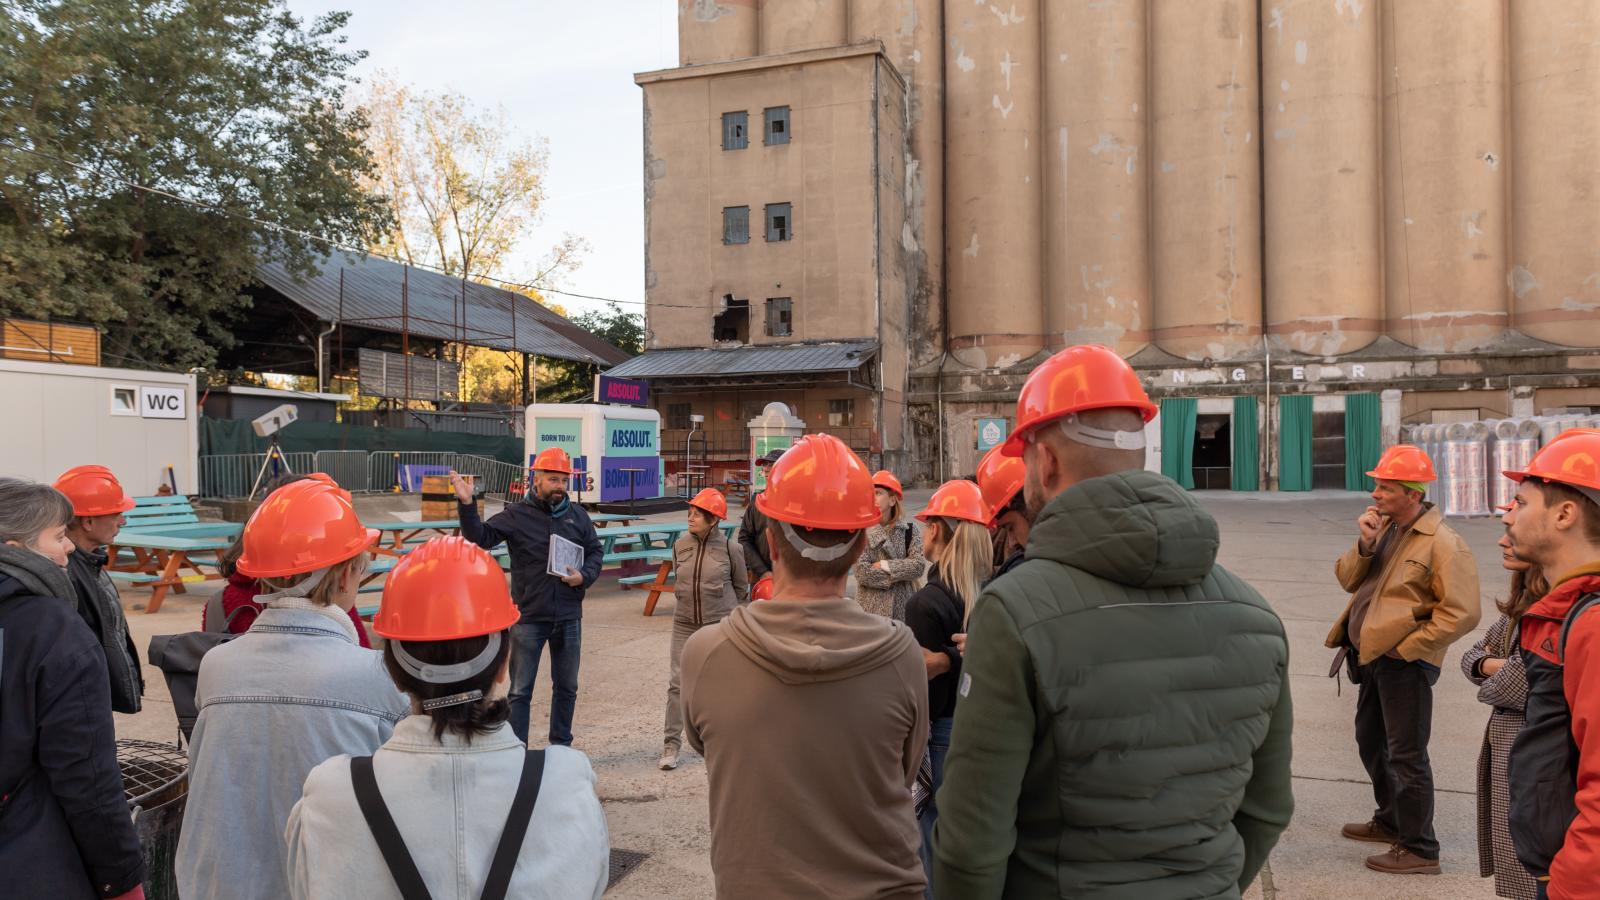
top-left (1042, 0), bottom-right (1149, 357)
top-left (1381, 0), bottom-right (1508, 352)
top-left (679, 0), bottom-right (759, 66)
top-left (759, 0), bottom-right (847, 55)
top-left (1149, 0), bottom-right (1263, 361)
top-left (849, 0), bottom-right (945, 369)
top-left (1509, 0), bottom-right (1600, 347)
top-left (874, 57), bottom-right (911, 452)
top-left (1263, 0), bottom-right (1382, 356)
top-left (638, 49), bottom-right (887, 350)
top-left (942, 0), bottom-right (1044, 369)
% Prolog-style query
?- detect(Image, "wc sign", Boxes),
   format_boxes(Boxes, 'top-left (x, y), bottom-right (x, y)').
top-left (139, 385), bottom-right (186, 419)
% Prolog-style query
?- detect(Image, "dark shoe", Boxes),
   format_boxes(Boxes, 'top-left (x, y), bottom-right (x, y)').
top-left (1365, 845), bottom-right (1441, 875)
top-left (1342, 819), bottom-right (1400, 844)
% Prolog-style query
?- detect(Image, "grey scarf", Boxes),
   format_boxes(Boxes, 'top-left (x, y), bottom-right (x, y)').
top-left (0, 542), bottom-right (75, 602)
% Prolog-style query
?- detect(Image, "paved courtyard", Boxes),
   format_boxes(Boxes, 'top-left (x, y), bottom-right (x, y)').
top-left (114, 488), bottom-right (1512, 898)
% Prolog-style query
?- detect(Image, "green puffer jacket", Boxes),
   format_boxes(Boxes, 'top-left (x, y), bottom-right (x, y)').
top-left (932, 470), bottom-right (1294, 900)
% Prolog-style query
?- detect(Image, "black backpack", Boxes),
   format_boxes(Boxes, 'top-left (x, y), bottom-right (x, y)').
top-left (146, 595), bottom-right (248, 743)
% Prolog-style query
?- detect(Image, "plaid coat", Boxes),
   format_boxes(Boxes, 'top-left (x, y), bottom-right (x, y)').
top-left (1461, 615), bottom-right (1538, 900)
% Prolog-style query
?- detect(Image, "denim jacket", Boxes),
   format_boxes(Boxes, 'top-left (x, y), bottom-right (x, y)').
top-left (176, 606), bottom-right (409, 900)
top-left (286, 717), bottom-right (610, 900)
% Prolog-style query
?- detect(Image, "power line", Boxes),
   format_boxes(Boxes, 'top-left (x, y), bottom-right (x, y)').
top-left (0, 140), bottom-right (649, 308)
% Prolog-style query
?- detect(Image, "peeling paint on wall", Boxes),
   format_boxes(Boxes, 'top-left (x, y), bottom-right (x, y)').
top-left (689, 0), bottom-right (734, 24)
top-left (1509, 265), bottom-right (1540, 299)
top-left (1334, 0), bottom-right (1365, 21)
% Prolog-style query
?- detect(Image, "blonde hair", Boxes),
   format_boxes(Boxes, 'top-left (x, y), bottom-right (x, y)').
top-left (877, 488), bottom-right (902, 527)
top-left (933, 518), bottom-right (994, 626)
top-left (259, 552), bottom-right (371, 607)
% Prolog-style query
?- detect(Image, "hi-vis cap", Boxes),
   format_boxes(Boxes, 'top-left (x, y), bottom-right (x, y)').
top-left (236, 474), bottom-right (378, 579)
top-left (54, 465), bottom-right (136, 517)
top-left (975, 446), bottom-right (1025, 524)
top-left (755, 434), bottom-right (879, 562)
top-left (1001, 344), bottom-right (1155, 457)
top-left (916, 480), bottom-right (991, 526)
top-left (1367, 444), bottom-right (1437, 484)
top-left (531, 447), bottom-right (574, 476)
top-left (1505, 429), bottom-right (1600, 508)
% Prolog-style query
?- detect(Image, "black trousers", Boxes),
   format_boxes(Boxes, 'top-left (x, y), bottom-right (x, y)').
top-left (1354, 655), bottom-right (1441, 858)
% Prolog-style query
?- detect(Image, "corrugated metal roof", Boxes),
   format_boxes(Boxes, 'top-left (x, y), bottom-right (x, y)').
top-left (605, 341), bottom-right (878, 378)
top-left (254, 252), bottom-right (632, 366)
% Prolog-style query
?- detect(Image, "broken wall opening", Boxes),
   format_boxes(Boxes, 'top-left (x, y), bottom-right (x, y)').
top-left (713, 296), bottom-right (750, 343)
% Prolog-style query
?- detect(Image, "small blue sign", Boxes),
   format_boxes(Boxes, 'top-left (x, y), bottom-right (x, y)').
top-left (977, 418), bottom-right (1009, 452)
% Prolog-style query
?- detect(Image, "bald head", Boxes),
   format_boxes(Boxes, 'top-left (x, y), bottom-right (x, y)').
top-left (1022, 407), bottom-right (1147, 518)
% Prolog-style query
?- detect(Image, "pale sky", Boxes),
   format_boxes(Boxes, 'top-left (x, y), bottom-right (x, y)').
top-left (285, 0), bottom-right (679, 319)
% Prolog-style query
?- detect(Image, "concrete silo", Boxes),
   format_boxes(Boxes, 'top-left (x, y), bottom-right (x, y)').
top-left (679, 0), bottom-right (759, 65)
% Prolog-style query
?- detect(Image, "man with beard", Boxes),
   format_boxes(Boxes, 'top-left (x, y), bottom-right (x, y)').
top-left (1502, 429), bottom-right (1600, 900)
top-left (454, 448), bottom-right (602, 745)
top-left (932, 345), bottom-right (1294, 899)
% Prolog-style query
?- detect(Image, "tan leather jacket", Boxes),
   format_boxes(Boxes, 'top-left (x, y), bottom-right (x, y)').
top-left (1327, 504), bottom-right (1482, 666)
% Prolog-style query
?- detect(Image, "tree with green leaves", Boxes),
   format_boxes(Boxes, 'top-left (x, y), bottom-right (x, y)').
top-left (537, 301), bottom-right (644, 402)
top-left (0, 0), bottom-right (390, 368)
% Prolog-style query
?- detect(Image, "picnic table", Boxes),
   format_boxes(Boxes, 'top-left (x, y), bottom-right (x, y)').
top-left (106, 531), bottom-right (234, 614)
top-left (368, 519), bottom-right (462, 556)
top-left (594, 521), bottom-right (735, 554)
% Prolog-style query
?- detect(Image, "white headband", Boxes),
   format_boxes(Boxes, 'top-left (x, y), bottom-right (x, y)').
top-left (390, 632), bottom-right (504, 685)
top-left (1053, 412), bottom-right (1146, 451)
top-left (777, 519), bottom-right (861, 562)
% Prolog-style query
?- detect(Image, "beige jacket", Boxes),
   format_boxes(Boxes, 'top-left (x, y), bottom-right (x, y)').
top-left (681, 597), bottom-right (928, 899)
top-left (672, 530), bottom-right (747, 625)
top-left (1327, 504), bottom-right (1482, 666)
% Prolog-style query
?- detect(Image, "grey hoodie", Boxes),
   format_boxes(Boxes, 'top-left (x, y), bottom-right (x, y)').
top-left (681, 596), bottom-right (929, 899)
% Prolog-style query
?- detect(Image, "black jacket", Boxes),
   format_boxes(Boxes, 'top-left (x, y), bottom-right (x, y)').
top-left (0, 549), bottom-right (145, 899)
top-left (65, 546), bottom-right (143, 714)
top-left (459, 497), bottom-right (603, 622)
top-left (905, 568), bottom-right (964, 720)
top-left (737, 494), bottom-right (773, 578)
top-left (988, 546), bottom-right (1026, 585)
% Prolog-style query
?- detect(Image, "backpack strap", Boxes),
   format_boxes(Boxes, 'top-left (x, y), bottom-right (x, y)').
top-left (480, 749), bottom-right (546, 900)
top-left (350, 756), bottom-right (433, 900)
top-left (1559, 592), bottom-right (1600, 662)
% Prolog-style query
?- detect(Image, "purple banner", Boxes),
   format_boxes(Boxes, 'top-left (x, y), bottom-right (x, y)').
top-left (596, 374), bottom-right (649, 407)
top-left (599, 455), bottom-right (661, 502)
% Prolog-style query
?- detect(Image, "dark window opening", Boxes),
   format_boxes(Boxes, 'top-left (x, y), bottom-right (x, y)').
top-left (713, 296), bottom-right (750, 343)
top-left (828, 398), bottom-right (854, 427)
top-left (765, 202), bottom-right (791, 242)
top-left (1313, 411), bottom-right (1346, 490)
top-left (1191, 414), bottom-right (1232, 490)
top-left (765, 297), bottom-right (793, 337)
top-left (722, 206), bottom-right (749, 245)
top-left (666, 403), bottom-right (692, 430)
top-left (722, 111), bottom-right (748, 150)
top-left (764, 106), bottom-right (791, 145)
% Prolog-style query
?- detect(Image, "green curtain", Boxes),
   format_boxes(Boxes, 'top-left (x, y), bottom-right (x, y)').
top-left (199, 417), bottom-right (525, 464)
top-left (1344, 393), bottom-right (1382, 492)
top-left (1159, 398), bottom-right (1197, 489)
top-left (1278, 395), bottom-right (1314, 491)
top-left (1231, 396), bottom-right (1260, 491)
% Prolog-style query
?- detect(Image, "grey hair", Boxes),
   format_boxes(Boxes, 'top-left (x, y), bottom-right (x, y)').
top-left (0, 478), bottom-right (76, 545)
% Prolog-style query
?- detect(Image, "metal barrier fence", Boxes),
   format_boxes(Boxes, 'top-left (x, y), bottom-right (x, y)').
top-left (198, 452), bottom-right (316, 498)
top-left (312, 450), bottom-right (369, 492)
top-left (450, 454), bottom-right (527, 497)
top-left (366, 452), bottom-right (462, 493)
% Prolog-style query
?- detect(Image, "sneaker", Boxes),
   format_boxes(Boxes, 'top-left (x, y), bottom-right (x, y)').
top-left (1341, 818), bottom-right (1400, 844)
top-left (658, 748), bottom-right (679, 770)
top-left (1365, 844), bottom-right (1441, 875)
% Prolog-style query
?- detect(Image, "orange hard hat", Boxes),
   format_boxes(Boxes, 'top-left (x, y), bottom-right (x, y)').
top-left (916, 480), bottom-right (992, 526)
top-left (689, 487), bottom-right (728, 520)
top-left (975, 446), bottom-right (1025, 523)
top-left (872, 470), bottom-right (904, 498)
top-left (752, 573), bottom-right (775, 602)
top-left (531, 447), bottom-right (574, 475)
top-left (1001, 344), bottom-right (1156, 456)
top-left (1505, 429), bottom-right (1600, 493)
top-left (235, 473), bottom-right (379, 578)
top-left (53, 465), bottom-right (136, 517)
top-left (1366, 444), bottom-right (1437, 483)
top-left (373, 537), bottom-right (519, 642)
top-left (756, 433), bottom-right (880, 531)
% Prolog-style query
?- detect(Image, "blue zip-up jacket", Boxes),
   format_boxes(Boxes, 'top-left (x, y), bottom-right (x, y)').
top-left (459, 497), bottom-right (604, 623)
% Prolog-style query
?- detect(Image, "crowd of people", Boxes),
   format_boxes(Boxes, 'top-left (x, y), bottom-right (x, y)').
top-left (1, 343), bottom-right (1598, 899)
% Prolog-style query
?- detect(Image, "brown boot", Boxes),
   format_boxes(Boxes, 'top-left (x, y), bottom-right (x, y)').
top-left (1341, 818), bottom-right (1399, 844)
top-left (1364, 845), bottom-right (1441, 875)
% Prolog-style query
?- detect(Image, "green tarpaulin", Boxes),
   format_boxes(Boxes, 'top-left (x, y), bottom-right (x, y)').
top-left (1232, 396), bottom-right (1260, 491)
top-left (1278, 395), bottom-right (1314, 492)
top-left (1344, 393), bottom-right (1382, 492)
top-left (1160, 398), bottom-right (1197, 490)
top-left (200, 418), bottom-right (524, 464)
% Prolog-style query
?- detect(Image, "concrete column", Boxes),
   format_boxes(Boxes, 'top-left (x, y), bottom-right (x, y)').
top-left (1041, 0), bottom-right (1148, 357)
top-left (943, 0), bottom-right (1044, 369)
top-left (1510, 385), bottom-right (1536, 420)
top-left (1508, 0), bottom-right (1600, 347)
top-left (1381, 388), bottom-right (1403, 448)
top-left (759, 0), bottom-right (847, 55)
top-left (1150, 0), bottom-right (1263, 361)
top-left (1262, 0), bottom-right (1382, 356)
top-left (679, 0), bottom-right (759, 65)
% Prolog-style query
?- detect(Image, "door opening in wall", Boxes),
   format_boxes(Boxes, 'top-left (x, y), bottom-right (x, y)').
top-left (1313, 411), bottom-right (1347, 489)
top-left (1192, 414), bottom-right (1232, 490)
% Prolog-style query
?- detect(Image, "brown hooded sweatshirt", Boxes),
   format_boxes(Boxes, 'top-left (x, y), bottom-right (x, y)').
top-left (681, 596), bottom-right (929, 899)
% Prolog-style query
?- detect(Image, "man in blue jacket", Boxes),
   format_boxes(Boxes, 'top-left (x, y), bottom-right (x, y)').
top-left (452, 447), bottom-right (602, 746)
